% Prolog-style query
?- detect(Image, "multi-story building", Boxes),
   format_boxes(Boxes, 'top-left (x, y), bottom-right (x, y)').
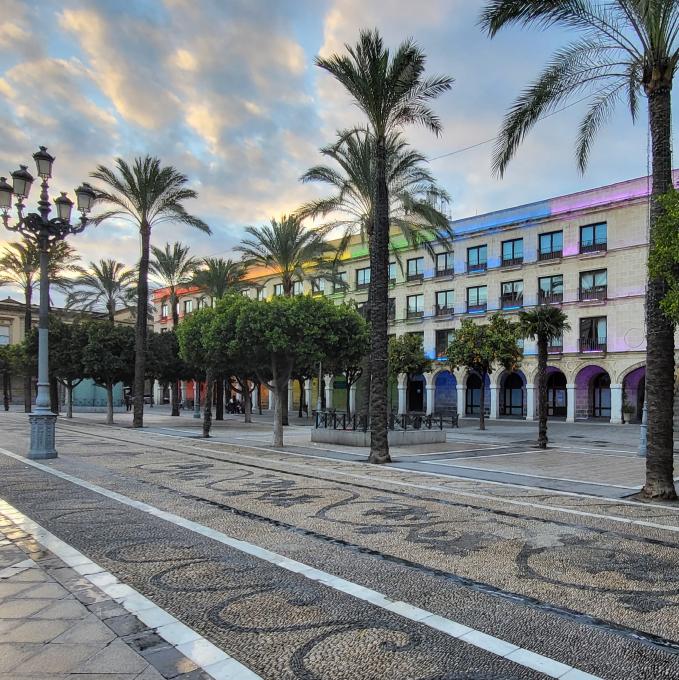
top-left (153, 172), bottom-right (678, 423)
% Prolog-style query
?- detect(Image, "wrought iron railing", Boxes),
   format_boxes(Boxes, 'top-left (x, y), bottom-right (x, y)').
top-left (580, 241), bottom-right (607, 254)
top-left (501, 257), bottom-right (523, 267)
top-left (579, 337), bottom-right (607, 352)
top-left (435, 267), bottom-right (454, 278)
top-left (538, 249), bottom-right (562, 261)
top-left (500, 293), bottom-right (523, 309)
top-left (538, 290), bottom-right (563, 304)
top-left (579, 285), bottom-right (607, 301)
top-left (314, 411), bottom-right (444, 431)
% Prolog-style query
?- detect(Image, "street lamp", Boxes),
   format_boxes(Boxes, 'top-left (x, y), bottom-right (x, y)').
top-left (0, 146), bottom-right (95, 459)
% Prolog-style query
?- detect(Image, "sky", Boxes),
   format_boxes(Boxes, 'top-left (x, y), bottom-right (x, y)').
top-left (0, 0), bottom-right (676, 298)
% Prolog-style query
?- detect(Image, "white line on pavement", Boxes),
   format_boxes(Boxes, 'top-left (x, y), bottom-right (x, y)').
top-left (0, 497), bottom-right (262, 680)
top-left (0, 446), bottom-right (601, 680)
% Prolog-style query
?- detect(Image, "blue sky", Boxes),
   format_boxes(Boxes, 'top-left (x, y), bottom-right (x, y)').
top-left (0, 0), bottom-right (675, 280)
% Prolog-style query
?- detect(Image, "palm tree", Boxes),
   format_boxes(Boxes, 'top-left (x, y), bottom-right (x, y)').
top-left (0, 240), bottom-right (80, 411)
top-left (67, 259), bottom-right (135, 323)
top-left (192, 257), bottom-right (246, 305)
top-left (316, 29), bottom-right (453, 464)
top-left (519, 306), bottom-right (570, 449)
top-left (480, 1), bottom-right (679, 500)
top-left (90, 157), bottom-right (210, 428)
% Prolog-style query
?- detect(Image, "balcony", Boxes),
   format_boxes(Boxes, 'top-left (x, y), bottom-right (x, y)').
top-left (580, 241), bottom-right (607, 255)
top-left (466, 302), bottom-right (487, 314)
top-left (467, 262), bottom-right (487, 274)
top-left (435, 267), bottom-right (454, 278)
top-left (579, 285), bottom-right (607, 301)
top-left (538, 290), bottom-right (563, 304)
top-left (356, 282), bottom-right (370, 291)
top-left (501, 257), bottom-right (523, 268)
top-left (434, 304), bottom-right (453, 317)
top-left (435, 345), bottom-right (448, 359)
top-left (407, 272), bottom-right (424, 282)
top-left (579, 337), bottom-right (607, 353)
top-left (538, 250), bottom-right (562, 262)
top-left (547, 340), bottom-right (563, 354)
top-left (406, 308), bottom-right (424, 320)
top-left (500, 293), bottom-right (523, 310)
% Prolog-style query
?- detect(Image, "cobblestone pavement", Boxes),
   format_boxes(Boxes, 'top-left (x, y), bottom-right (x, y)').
top-left (0, 412), bottom-right (678, 679)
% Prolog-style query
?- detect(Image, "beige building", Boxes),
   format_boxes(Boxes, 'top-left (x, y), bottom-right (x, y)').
top-left (154, 172), bottom-right (677, 423)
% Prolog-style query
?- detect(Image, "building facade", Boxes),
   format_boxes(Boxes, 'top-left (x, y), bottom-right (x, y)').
top-left (153, 172), bottom-right (679, 423)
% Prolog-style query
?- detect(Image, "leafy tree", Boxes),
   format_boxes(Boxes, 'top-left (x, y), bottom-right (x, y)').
top-left (81, 322), bottom-right (135, 425)
top-left (519, 306), bottom-right (570, 449)
top-left (51, 321), bottom-right (88, 418)
top-left (388, 334), bottom-right (433, 380)
top-left (146, 330), bottom-right (190, 411)
top-left (192, 257), bottom-right (246, 305)
top-left (0, 240), bottom-right (80, 410)
top-left (90, 156), bottom-right (210, 429)
top-left (447, 315), bottom-right (522, 430)
top-left (317, 29), bottom-right (453, 464)
top-left (67, 259), bottom-right (135, 323)
top-left (479, 1), bottom-right (679, 498)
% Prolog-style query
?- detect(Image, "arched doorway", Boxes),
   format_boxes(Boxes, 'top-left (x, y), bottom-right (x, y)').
top-left (407, 374), bottom-right (426, 412)
top-left (546, 369), bottom-right (567, 417)
top-left (500, 371), bottom-right (525, 416)
top-left (622, 366), bottom-right (645, 423)
top-left (466, 373), bottom-right (489, 415)
top-left (575, 365), bottom-right (610, 420)
top-left (592, 373), bottom-right (611, 418)
top-left (434, 371), bottom-right (457, 414)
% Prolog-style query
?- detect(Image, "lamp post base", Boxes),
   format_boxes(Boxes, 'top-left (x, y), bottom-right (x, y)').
top-left (28, 412), bottom-right (58, 459)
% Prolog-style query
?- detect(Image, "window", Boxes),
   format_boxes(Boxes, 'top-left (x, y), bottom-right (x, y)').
top-left (435, 290), bottom-right (454, 315)
top-left (334, 271), bottom-right (347, 293)
top-left (256, 288), bottom-right (265, 301)
top-left (467, 245), bottom-right (487, 272)
top-left (311, 278), bottom-right (325, 295)
top-left (538, 231), bottom-right (563, 261)
top-left (389, 261), bottom-right (397, 284)
top-left (161, 302), bottom-right (169, 318)
top-left (406, 294), bottom-right (424, 318)
top-left (467, 285), bottom-right (487, 313)
top-left (436, 251), bottom-right (454, 277)
top-left (357, 301), bottom-right (369, 319)
top-left (160, 327), bottom-right (168, 333)
top-left (407, 257), bottom-right (424, 281)
top-left (435, 329), bottom-right (455, 358)
top-left (388, 297), bottom-right (396, 321)
top-left (0, 326), bottom-right (9, 346)
top-left (273, 283), bottom-right (283, 297)
top-left (292, 281), bottom-right (303, 296)
top-left (579, 269), bottom-right (607, 301)
top-left (501, 280), bottom-right (523, 309)
top-left (579, 316), bottom-right (607, 352)
top-left (538, 275), bottom-right (563, 304)
top-left (548, 335), bottom-right (563, 353)
top-left (502, 238), bottom-right (523, 266)
top-left (183, 299), bottom-right (193, 314)
top-left (196, 298), bottom-right (206, 309)
top-left (580, 222), bottom-right (607, 253)
top-left (356, 267), bottom-right (371, 289)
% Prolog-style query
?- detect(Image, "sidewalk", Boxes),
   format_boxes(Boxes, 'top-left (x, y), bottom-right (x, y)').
top-left (0, 509), bottom-right (215, 680)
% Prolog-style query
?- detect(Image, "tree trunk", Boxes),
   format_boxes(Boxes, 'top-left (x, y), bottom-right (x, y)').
top-left (215, 377), bottom-right (224, 420)
top-left (67, 382), bottom-right (74, 419)
top-left (149, 378), bottom-right (154, 408)
top-left (24, 285), bottom-right (32, 412)
top-left (133, 224), bottom-right (150, 428)
top-left (643, 84), bottom-right (677, 499)
top-left (346, 379), bottom-right (351, 419)
top-left (368, 135), bottom-right (391, 464)
top-left (257, 383), bottom-right (262, 415)
top-left (49, 376), bottom-right (59, 414)
top-left (244, 382), bottom-right (252, 423)
top-left (106, 382), bottom-right (114, 425)
top-left (171, 380), bottom-right (180, 416)
top-left (537, 337), bottom-right (548, 449)
top-left (202, 372), bottom-right (213, 437)
top-left (478, 371), bottom-right (486, 431)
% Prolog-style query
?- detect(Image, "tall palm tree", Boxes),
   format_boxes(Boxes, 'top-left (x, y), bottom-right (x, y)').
top-left (519, 306), bottom-right (570, 449)
top-left (480, 1), bottom-right (679, 500)
top-left (67, 259), bottom-right (135, 323)
top-left (192, 257), bottom-right (246, 305)
top-left (90, 157), bottom-right (210, 428)
top-left (0, 240), bottom-right (80, 411)
top-left (150, 241), bottom-right (198, 416)
top-left (316, 29), bottom-right (453, 464)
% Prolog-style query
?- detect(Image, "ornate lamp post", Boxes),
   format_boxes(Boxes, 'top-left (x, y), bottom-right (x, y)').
top-left (0, 147), bottom-right (95, 459)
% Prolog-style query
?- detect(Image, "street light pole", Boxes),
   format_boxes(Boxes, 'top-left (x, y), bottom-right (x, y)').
top-left (0, 147), bottom-right (95, 459)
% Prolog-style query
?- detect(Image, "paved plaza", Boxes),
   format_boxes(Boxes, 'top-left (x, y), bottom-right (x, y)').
top-left (0, 410), bottom-right (678, 679)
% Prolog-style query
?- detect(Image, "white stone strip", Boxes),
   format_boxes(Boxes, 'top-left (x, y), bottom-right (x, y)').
top-left (0, 448), bottom-right (602, 680)
top-left (0, 557), bottom-right (36, 579)
top-left (0, 496), bottom-right (262, 680)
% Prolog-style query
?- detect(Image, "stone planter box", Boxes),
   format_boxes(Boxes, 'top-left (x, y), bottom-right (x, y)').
top-left (311, 428), bottom-right (446, 447)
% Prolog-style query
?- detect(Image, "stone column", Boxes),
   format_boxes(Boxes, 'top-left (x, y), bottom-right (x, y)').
top-left (489, 384), bottom-right (499, 420)
top-left (193, 380), bottom-right (201, 419)
top-left (154, 381), bottom-right (162, 406)
top-left (525, 384), bottom-right (535, 421)
top-left (304, 379), bottom-right (312, 414)
top-left (397, 375), bottom-right (407, 415)
top-left (267, 388), bottom-right (274, 411)
top-left (456, 383), bottom-right (465, 417)
top-left (324, 376), bottom-right (334, 411)
top-left (180, 381), bottom-right (187, 407)
top-left (426, 384), bottom-right (435, 415)
top-left (566, 383), bottom-right (576, 423)
top-left (287, 382), bottom-right (293, 415)
top-left (610, 383), bottom-right (623, 424)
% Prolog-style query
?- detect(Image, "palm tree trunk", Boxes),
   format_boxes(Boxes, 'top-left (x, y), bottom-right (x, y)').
top-left (215, 377), bottom-right (224, 420)
top-left (133, 224), bottom-right (150, 428)
top-left (24, 285), bottom-right (32, 412)
top-left (106, 382), bottom-right (114, 425)
top-left (368, 135), bottom-right (391, 464)
top-left (479, 371), bottom-right (486, 431)
top-left (202, 371), bottom-right (213, 437)
top-left (537, 337), bottom-right (548, 449)
top-left (643, 84), bottom-right (677, 499)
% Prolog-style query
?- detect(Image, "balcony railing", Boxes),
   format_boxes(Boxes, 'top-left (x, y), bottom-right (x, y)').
top-left (538, 290), bottom-right (563, 304)
top-left (500, 293), bottom-right (523, 309)
top-left (466, 302), bottom-right (487, 313)
top-left (501, 257), bottom-right (523, 267)
top-left (579, 337), bottom-right (607, 353)
top-left (387, 306), bottom-right (395, 322)
top-left (580, 241), bottom-right (607, 254)
top-left (548, 340), bottom-right (563, 354)
top-left (538, 250), bottom-right (562, 261)
top-left (356, 281), bottom-right (370, 290)
top-left (436, 346), bottom-right (448, 359)
top-left (434, 304), bottom-right (453, 317)
top-left (467, 262), bottom-right (487, 273)
top-left (435, 267), bottom-right (454, 278)
top-left (579, 285), bottom-right (607, 301)
top-left (406, 308), bottom-right (424, 319)
top-left (407, 272), bottom-right (424, 282)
